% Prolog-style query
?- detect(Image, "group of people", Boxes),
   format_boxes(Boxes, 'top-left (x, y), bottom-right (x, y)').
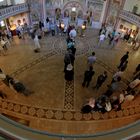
top-left (38, 17), bottom-right (68, 37)
top-left (64, 26), bottom-right (77, 81)
top-left (81, 51), bottom-right (140, 113)
top-left (98, 27), bottom-right (120, 48)
top-left (98, 26), bottom-right (140, 50)
top-left (0, 29), bottom-right (13, 56)
top-left (0, 21), bottom-right (139, 115)
top-left (0, 69), bottom-right (32, 98)
top-left (31, 18), bottom-right (74, 53)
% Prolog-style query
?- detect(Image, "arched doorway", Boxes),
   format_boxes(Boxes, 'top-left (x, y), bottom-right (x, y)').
top-left (64, 9), bottom-right (69, 17)
top-left (77, 10), bottom-right (83, 18)
top-left (55, 8), bottom-right (61, 20)
top-left (63, 1), bottom-right (84, 23)
top-left (71, 11), bottom-right (77, 22)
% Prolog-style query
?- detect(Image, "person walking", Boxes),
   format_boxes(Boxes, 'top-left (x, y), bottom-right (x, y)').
top-left (50, 21), bottom-right (55, 36)
top-left (34, 35), bottom-right (41, 52)
top-left (69, 26), bottom-right (77, 40)
top-left (112, 33), bottom-right (121, 47)
top-left (119, 60), bottom-right (128, 72)
top-left (95, 71), bottom-right (108, 89)
top-left (82, 66), bottom-right (95, 87)
top-left (118, 51), bottom-right (129, 69)
top-left (108, 30), bottom-right (116, 45)
top-left (105, 77), bottom-right (122, 97)
top-left (97, 33), bottom-right (105, 47)
top-left (87, 52), bottom-right (96, 68)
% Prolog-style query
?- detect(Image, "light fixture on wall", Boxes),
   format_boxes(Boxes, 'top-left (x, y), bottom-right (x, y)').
top-left (0, 21), bottom-right (5, 27)
top-left (72, 7), bottom-right (76, 12)
top-left (82, 24), bottom-right (86, 30)
top-left (61, 23), bottom-right (64, 29)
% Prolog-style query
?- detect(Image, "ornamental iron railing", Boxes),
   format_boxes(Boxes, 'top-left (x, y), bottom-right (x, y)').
top-left (119, 10), bottom-right (140, 27)
top-left (0, 3), bottom-right (29, 21)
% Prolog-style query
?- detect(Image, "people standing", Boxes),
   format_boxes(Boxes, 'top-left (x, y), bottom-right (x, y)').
top-left (118, 51), bottom-right (129, 69)
top-left (65, 64), bottom-right (74, 81)
top-left (63, 24), bottom-right (68, 35)
top-left (95, 71), bottom-right (108, 89)
top-left (82, 66), bottom-right (95, 87)
top-left (112, 33), bottom-right (121, 47)
top-left (67, 25), bottom-right (72, 36)
top-left (69, 26), bottom-right (77, 40)
top-left (87, 52), bottom-right (96, 68)
top-left (99, 26), bottom-right (106, 35)
top-left (108, 29), bottom-right (116, 45)
top-left (64, 49), bottom-right (75, 72)
top-left (39, 21), bottom-right (44, 31)
top-left (50, 21), bottom-right (55, 36)
top-left (0, 38), bottom-right (8, 52)
top-left (34, 35), bottom-right (41, 52)
top-left (119, 60), bottom-right (128, 72)
top-left (98, 33), bottom-right (105, 47)
top-left (46, 17), bottom-right (50, 23)
top-left (105, 77), bottom-right (122, 97)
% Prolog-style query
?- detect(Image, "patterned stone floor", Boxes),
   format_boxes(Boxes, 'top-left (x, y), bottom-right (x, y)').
top-left (0, 29), bottom-right (139, 112)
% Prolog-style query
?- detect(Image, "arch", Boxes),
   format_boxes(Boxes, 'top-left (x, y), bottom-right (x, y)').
top-left (55, 8), bottom-right (61, 20)
top-left (63, 1), bottom-right (84, 12)
top-left (30, 10), bottom-right (40, 23)
top-left (64, 9), bottom-right (69, 17)
top-left (77, 10), bottom-right (83, 18)
top-left (62, 1), bottom-right (85, 22)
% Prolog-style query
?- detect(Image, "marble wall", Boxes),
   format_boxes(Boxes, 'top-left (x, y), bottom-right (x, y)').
top-left (87, 0), bottom-right (104, 22)
top-left (29, 0), bottom-right (104, 25)
top-left (106, 0), bottom-right (123, 27)
top-left (29, 0), bottom-right (43, 23)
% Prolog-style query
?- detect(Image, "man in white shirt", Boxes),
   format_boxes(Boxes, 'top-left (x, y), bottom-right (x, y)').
top-left (98, 33), bottom-right (105, 47)
top-left (87, 52), bottom-right (96, 67)
top-left (69, 26), bottom-right (77, 40)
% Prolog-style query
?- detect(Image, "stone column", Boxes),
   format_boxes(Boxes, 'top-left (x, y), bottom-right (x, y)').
top-left (101, 0), bottom-right (111, 25)
top-left (85, 0), bottom-right (88, 8)
top-left (26, 0), bottom-right (32, 25)
top-left (100, 0), bottom-right (107, 25)
top-left (114, 0), bottom-right (126, 29)
top-left (4, 19), bottom-right (9, 31)
top-left (42, 0), bottom-right (47, 26)
top-left (6, 0), bottom-right (13, 5)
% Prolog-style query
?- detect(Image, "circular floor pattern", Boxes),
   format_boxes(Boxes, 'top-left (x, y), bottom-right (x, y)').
top-left (1, 29), bottom-right (139, 123)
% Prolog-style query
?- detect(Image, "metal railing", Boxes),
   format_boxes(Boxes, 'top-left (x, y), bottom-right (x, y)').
top-left (119, 10), bottom-right (140, 27)
top-left (0, 3), bottom-right (29, 21)
top-left (0, 114), bottom-right (140, 140)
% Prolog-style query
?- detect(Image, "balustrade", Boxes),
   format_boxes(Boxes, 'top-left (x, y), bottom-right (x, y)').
top-left (0, 3), bottom-right (29, 21)
top-left (119, 10), bottom-right (140, 27)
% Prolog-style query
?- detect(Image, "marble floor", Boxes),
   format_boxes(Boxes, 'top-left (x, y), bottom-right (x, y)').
top-left (0, 29), bottom-right (139, 111)
top-left (0, 29), bottom-right (140, 135)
